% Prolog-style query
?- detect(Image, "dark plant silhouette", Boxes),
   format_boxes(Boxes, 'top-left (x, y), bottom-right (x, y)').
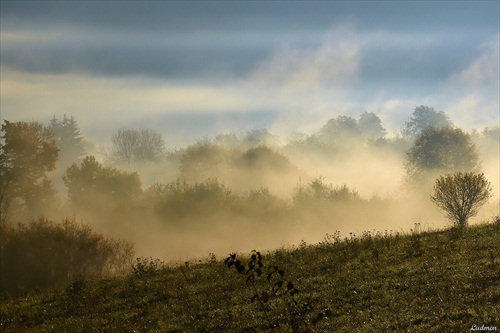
top-left (225, 251), bottom-right (332, 332)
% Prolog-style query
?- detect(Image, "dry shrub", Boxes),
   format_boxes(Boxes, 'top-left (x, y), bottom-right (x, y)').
top-left (0, 216), bottom-right (133, 295)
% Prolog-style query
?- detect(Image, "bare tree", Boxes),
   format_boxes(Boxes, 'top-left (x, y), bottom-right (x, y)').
top-left (430, 172), bottom-right (492, 227)
top-left (109, 128), bottom-right (165, 165)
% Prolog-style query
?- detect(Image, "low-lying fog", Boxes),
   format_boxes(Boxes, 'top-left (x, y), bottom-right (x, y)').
top-left (3, 110), bottom-right (495, 263)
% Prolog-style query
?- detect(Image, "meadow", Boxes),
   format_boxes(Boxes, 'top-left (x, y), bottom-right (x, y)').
top-left (1, 112), bottom-right (499, 332)
top-left (1, 218), bottom-right (498, 332)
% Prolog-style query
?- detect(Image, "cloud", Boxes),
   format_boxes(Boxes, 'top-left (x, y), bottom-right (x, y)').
top-left (445, 94), bottom-right (499, 130)
top-left (444, 35), bottom-right (500, 130)
top-left (453, 36), bottom-right (500, 87)
top-left (0, 68), bottom-right (258, 118)
top-left (0, 25), bottom-right (363, 144)
top-left (0, 66), bottom-right (289, 145)
top-left (366, 98), bottom-right (408, 134)
top-left (251, 25), bottom-right (361, 93)
top-left (1, 17), bottom-right (498, 146)
top-left (248, 25), bottom-right (365, 136)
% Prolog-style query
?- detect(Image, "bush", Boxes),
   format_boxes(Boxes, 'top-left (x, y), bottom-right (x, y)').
top-left (293, 177), bottom-right (360, 206)
top-left (146, 178), bottom-right (237, 220)
top-left (0, 217), bottom-right (134, 295)
top-left (430, 172), bottom-right (492, 227)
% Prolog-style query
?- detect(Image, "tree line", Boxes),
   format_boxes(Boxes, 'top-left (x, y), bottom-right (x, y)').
top-left (0, 106), bottom-right (497, 226)
top-left (0, 106), bottom-right (496, 294)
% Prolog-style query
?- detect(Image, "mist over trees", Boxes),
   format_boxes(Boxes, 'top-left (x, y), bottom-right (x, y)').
top-left (284, 112), bottom-right (389, 159)
top-left (47, 115), bottom-right (87, 195)
top-left (358, 112), bottom-right (387, 141)
top-left (63, 156), bottom-right (142, 217)
top-left (48, 115), bottom-right (86, 166)
top-left (401, 105), bottom-right (453, 139)
top-left (319, 115), bottom-right (361, 146)
top-left (293, 177), bottom-right (361, 207)
top-left (1, 106), bottom-right (496, 228)
top-left (1, 106), bottom-right (498, 294)
top-left (404, 126), bottom-right (481, 192)
top-left (108, 128), bottom-right (166, 166)
top-left (0, 120), bottom-right (59, 222)
top-left (179, 142), bottom-right (233, 183)
top-left (0, 106), bottom-right (496, 228)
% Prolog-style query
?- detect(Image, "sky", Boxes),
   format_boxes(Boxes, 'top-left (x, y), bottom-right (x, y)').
top-left (1, 1), bottom-right (499, 146)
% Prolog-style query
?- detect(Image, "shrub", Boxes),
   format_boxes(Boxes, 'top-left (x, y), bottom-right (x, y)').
top-left (293, 177), bottom-right (360, 206)
top-left (146, 178), bottom-right (237, 220)
top-left (0, 217), bottom-right (133, 295)
top-left (131, 257), bottom-right (164, 277)
top-left (63, 155), bottom-right (143, 213)
top-left (430, 172), bottom-right (492, 227)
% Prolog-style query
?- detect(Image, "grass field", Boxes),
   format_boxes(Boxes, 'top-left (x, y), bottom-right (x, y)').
top-left (1, 220), bottom-right (499, 332)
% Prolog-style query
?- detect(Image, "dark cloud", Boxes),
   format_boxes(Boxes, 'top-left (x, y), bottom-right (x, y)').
top-left (2, 1), bottom-right (497, 33)
top-left (1, 1), bottom-right (498, 81)
top-left (1, 35), bottom-right (271, 79)
top-left (1, 1), bottom-right (498, 140)
top-left (359, 40), bottom-right (477, 95)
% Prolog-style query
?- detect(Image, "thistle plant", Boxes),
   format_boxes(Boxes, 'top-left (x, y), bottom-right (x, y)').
top-left (225, 250), bottom-right (332, 332)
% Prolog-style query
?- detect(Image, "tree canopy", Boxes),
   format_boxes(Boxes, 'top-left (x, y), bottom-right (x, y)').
top-left (402, 105), bottom-right (452, 139)
top-left (179, 142), bottom-right (233, 183)
top-left (405, 126), bottom-right (480, 191)
top-left (0, 120), bottom-right (59, 220)
top-left (63, 156), bottom-right (142, 212)
top-left (48, 115), bottom-right (86, 165)
top-left (319, 115), bottom-right (360, 145)
top-left (358, 112), bottom-right (386, 140)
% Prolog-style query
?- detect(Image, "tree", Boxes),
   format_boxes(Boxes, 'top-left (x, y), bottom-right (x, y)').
top-left (404, 126), bottom-right (480, 190)
top-left (431, 172), bottom-right (492, 226)
top-left (48, 115), bottom-right (86, 165)
top-left (47, 115), bottom-right (87, 195)
top-left (243, 129), bottom-right (280, 148)
top-left (237, 146), bottom-right (295, 171)
top-left (63, 156), bottom-right (142, 213)
top-left (0, 120), bottom-right (59, 221)
top-left (145, 178), bottom-right (236, 220)
top-left (318, 115), bottom-right (360, 146)
top-left (358, 112), bottom-right (386, 140)
top-left (109, 128), bottom-right (165, 165)
top-left (401, 105), bottom-right (452, 139)
top-left (179, 142), bottom-right (233, 183)
top-left (214, 132), bottom-right (242, 149)
top-left (475, 125), bottom-right (500, 156)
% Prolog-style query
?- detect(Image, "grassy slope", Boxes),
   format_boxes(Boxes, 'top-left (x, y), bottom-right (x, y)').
top-left (1, 222), bottom-right (499, 332)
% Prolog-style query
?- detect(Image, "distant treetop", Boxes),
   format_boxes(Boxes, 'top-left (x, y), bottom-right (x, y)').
top-left (401, 105), bottom-right (453, 139)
